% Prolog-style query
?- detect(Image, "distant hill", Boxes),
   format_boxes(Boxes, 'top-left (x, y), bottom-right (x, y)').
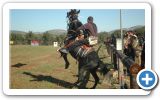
top-left (10, 30), bottom-right (27, 34)
top-left (128, 25), bottom-right (144, 31)
top-left (109, 25), bottom-right (144, 34)
top-left (10, 25), bottom-right (143, 35)
top-left (47, 29), bottom-right (67, 35)
top-left (108, 25), bottom-right (145, 38)
top-left (10, 29), bottom-right (67, 35)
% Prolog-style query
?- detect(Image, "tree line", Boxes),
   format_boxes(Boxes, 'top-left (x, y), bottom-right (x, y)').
top-left (10, 31), bottom-right (109, 45)
top-left (111, 26), bottom-right (145, 38)
top-left (10, 31), bottom-right (66, 45)
top-left (10, 26), bottom-right (144, 45)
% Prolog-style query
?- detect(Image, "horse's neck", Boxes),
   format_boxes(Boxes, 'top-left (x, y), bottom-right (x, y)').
top-left (67, 20), bottom-right (83, 59)
top-left (69, 21), bottom-right (82, 30)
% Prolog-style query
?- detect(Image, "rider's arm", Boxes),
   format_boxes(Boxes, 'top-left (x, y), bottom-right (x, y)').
top-left (76, 23), bottom-right (89, 31)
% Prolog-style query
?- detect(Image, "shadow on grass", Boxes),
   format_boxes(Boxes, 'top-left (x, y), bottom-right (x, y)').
top-left (23, 72), bottom-right (77, 89)
top-left (11, 63), bottom-right (27, 68)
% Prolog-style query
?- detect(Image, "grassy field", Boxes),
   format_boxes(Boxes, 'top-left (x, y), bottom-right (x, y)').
top-left (10, 45), bottom-right (113, 89)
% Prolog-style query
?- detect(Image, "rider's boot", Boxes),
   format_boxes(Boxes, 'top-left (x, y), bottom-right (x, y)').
top-left (59, 48), bottom-right (69, 54)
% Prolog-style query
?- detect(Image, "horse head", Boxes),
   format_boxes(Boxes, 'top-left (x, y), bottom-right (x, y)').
top-left (59, 9), bottom-right (82, 69)
top-left (67, 9), bottom-right (80, 22)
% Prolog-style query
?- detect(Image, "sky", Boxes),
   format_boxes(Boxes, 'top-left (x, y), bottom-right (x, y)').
top-left (10, 9), bottom-right (145, 32)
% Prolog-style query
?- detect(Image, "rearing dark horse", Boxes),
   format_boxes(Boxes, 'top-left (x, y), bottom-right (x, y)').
top-left (59, 9), bottom-right (108, 89)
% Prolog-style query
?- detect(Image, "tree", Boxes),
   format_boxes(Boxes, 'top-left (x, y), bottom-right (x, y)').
top-left (25, 31), bottom-right (35, 44)
top-left (42, 31), bottom-right (52, 45)
top-left (98, 32), bottom-right (109, 43)
top-left (134, 26), bottom-right (145, 37)
top-left (10, 33), bottom-right (25, 45)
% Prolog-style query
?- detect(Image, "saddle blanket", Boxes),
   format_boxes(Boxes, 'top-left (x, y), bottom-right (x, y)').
top-left (76, 47), bottom-right (94, 58)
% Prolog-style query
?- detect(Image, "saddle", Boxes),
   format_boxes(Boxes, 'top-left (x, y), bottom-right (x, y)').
top-left (65, 34), bottom-right (94, 57)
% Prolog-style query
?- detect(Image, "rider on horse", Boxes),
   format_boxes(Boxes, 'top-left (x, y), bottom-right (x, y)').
top-left (59, 12), bottom-right (98, 55)
top-left (58, 9), bottom-right (109, 89)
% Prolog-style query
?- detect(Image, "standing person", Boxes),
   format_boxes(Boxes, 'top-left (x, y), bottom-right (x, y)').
top-left (110, 34), bottom-right (116, 47)
top-left (123, 30), bottom-right (138, 61)
top-left (110, 34), bottom-right (117, 70)
top-left (59, 16), bottom-right (98, 53)
top-left (141, 43), bottom-right (145, 68)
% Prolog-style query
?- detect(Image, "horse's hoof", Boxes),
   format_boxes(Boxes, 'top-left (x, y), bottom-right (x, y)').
top-left (65, 63), bottom-right (70, 69)
top-left (90, 87), bottom-right (96, 89)
top-left (98, 81), bottom-right (101, 84)
top-left (65, 66), bottom-right (69, 69)
top-left (73, 81), bottom-right (79, 85)
top-left (72, 86), bottom-right (78, 89)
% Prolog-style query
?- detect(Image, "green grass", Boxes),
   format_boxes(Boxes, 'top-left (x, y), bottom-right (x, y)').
top-left (10, 45), bottom-right (112, 89)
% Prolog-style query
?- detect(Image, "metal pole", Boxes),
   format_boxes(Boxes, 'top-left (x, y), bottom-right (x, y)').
top-left (119, 9), bottom-right (124, 88)
top-left (120, 9), bottom-right (123, 52)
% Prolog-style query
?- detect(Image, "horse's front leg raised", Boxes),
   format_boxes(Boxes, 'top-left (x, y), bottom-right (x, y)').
top-left (60, 52), bottom-right (70, 69)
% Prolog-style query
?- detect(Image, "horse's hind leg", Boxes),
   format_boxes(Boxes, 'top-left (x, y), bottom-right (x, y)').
top-left (76, 67), bottom-right (90, 89)
top-left (73, 63), bottom-right (81, 85)
top-left (90, 69), bottom-right (99, 89)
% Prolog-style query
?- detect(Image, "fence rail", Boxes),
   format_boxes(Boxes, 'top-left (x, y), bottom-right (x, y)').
top-left (105, 42), bottom-right (142, 89)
